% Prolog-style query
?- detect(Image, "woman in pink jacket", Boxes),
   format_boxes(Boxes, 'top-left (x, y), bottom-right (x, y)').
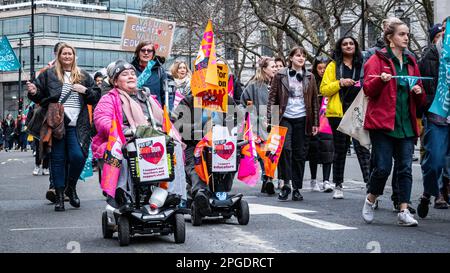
top-left (362, 18), bottom-right (426, 227)
top-left (92, 61), bottom-right (167, 208)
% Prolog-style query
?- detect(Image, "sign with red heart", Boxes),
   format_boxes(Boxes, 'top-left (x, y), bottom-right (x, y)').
top-left (136, 136), bottom-right (170, 182)
top-left (215, 141), bottom-right (235, 160)
top-left (212, 126), bottom-right (237, 172)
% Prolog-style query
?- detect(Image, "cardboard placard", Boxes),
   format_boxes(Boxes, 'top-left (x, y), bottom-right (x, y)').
top-left (121, 15), bottom-right (176, 59)
top-left (136, 136), bottom-right (170, 182)
top-left (212, 126), bottom-right (237, 172)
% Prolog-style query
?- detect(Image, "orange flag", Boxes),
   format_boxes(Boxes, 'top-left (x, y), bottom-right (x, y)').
top-left (256, 126), bottom-right (288, 178)
top-left (193, 19), bottom-right (218, 86)
top-left (162, 104), bottom-right (171, 135)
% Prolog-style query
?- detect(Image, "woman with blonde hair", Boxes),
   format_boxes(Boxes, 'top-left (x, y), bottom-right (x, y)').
top-left (362, 18), bottom-right (425, 226)
top-left (241, 56), bottom-right (277, 194)
top-left (27, 42), bottom-right (101, 212)
top-left (170, 59), bottom-right (192, 95)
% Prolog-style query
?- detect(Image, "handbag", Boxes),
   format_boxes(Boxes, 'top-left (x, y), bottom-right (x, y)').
top-left (337, 89), bottom-right (370, 149)
top-left (26, 106), bottom-right (47, 140)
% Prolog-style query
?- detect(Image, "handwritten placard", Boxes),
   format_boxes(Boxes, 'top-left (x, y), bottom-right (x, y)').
top-left (121, 15), bottom-right (176, 58)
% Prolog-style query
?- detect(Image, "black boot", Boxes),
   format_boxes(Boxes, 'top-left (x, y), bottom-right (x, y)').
top-left (65, 179), bottom-right (80, 208)
top-left (55, 188), bottom-right (65, 212)
top-left (261, 177), bottom-right (267, 193)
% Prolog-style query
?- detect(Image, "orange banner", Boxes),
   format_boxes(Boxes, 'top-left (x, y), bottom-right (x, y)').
top-left (192, 64), bottom-right (228, 112)
top-left (256, 126), bottom-right (288, 178)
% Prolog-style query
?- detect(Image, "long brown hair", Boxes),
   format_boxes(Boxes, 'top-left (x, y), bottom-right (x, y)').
top-left (54, 43), bottom-right (83, 84)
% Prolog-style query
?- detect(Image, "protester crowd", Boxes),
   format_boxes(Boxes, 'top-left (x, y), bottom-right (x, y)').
top-left (0, 15), bottom-right (445, 229)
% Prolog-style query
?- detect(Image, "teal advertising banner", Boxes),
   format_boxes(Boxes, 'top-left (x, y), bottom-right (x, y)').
top-left (0, 35), bottom-right (21, 71)
top-left (429, 18), bottom-right (450, 118)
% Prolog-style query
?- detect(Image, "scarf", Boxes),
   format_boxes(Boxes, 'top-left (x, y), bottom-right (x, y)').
top-left (174, 77), bottom-right (189, 87)
top-left (117, 88), bottom-right (148, 129)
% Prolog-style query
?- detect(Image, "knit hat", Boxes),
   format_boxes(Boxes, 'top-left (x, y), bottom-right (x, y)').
top-left (429, 23), bottom-right (443, 42)
top-left (106, 60), bottom-right (136, 85)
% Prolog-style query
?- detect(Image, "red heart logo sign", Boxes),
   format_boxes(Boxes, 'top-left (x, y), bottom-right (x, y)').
top-left (215, 141), bottom-right (235, 160)
top-left (140, 142), bottom-right (165, 165)
top-left (154, 43), bottom-right (159, 50)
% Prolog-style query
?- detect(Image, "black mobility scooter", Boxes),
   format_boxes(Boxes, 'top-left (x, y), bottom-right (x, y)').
top-left (190, 125), bottom-right (250, 226)
top-left (102, 126), bottom-right (187, 246)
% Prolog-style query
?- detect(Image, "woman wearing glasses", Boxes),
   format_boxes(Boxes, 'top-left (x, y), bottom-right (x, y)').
top-left (131, 41), bottom-right (168, 106)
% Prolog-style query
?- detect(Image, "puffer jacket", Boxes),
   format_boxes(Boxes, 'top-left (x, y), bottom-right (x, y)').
top-left (268, 67), bottom-right (319, 136)
top-left (28, 67), bottom-right (101, 157)
top-left (363, 48), bottom-right (426, 136)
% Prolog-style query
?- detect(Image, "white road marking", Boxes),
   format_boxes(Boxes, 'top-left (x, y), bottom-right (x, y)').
top-left (10, 226), bottom-right (97, 231)
top-left (250, 203), bottom-right (357, 231)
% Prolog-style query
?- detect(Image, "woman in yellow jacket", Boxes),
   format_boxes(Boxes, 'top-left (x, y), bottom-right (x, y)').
top-left (320, 36), bottom-right (371, 199)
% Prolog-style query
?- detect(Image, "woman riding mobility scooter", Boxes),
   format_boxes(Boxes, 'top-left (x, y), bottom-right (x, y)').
top-left (94, 61), bottom-right (187, 246)
top-left (101, 125), bottom-right (187, 246)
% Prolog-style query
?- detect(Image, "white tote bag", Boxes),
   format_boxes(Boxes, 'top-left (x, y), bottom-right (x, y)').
top-left (337, 89), bottom-right (371, 149)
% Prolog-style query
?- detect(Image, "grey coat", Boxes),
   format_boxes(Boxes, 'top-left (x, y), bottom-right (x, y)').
top-left (240, 81), bottom-right (270, 140)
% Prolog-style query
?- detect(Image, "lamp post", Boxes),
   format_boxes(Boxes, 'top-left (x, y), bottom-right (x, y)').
top-left (361, 0), bottom-right (366, 50)
top-left (18, 38), bottom-right (23, 111)
top-left (30, 0), bottom-right (36, 80)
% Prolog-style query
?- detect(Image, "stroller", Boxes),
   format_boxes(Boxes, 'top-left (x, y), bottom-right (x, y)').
top-left (189, 124), bottom-right (250, 226)
top-left (102, 126), bottom-right (187, 246)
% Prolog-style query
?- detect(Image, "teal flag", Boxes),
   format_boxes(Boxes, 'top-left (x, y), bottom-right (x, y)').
top-left (429, 18), bottom-right (450, 118)
top-left (394, 76), bottom-right (434, 89)
top-left (79, 146), bottom-right (93, 182)
top-left (137, 60), bottom-right (156, 89)
top-left (0, 36), bottom-right (21, 71)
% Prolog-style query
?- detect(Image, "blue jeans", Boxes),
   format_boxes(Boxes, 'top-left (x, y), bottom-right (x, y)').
top-left (367, 130), bottom-right (415, 204)
top-left (50, 127), bottom-right (86, 189)
top-left (421, 117), bottom-right (450, 197)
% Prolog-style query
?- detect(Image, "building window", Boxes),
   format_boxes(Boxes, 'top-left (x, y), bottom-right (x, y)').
top-left (260, 29), bottom-right (272, 56)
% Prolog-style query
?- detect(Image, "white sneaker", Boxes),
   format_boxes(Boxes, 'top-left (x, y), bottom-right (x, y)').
top-left (32, 166), bottom-right (41, 176)
top-left (333, 185), bottom-right (344, 199)
top-left (310, 179), bottom-right (320, 192)
top-left (42, 168), bottom-right (50, 175)
top-left (362, 197), bottom-right (375, 224)
top-left (323, 181), bottom-right (333, 193)
top-left (397, 209), bottom-right (418, 227)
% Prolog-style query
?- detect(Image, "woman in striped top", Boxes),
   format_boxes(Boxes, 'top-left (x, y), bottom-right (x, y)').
top-left (27, 43), bottom-right (101, 212)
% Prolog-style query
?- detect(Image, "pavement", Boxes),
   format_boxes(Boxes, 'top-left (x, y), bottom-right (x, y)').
top-left (0, 149), bottom-right (449, 253)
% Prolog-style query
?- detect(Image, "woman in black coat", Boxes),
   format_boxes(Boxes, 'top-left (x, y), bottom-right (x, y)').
top-left (27, 42), bottom-right (100, 212)
top-left (307, 56), bottom-right (334, 193)
top-left (2, 113), bottom-right (15, 151)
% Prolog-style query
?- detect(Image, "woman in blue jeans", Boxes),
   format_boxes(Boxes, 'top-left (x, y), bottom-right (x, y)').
top-left (362, 18), bottom-right (425, 226)
top-left (27, 43), bottom-right (100, 212)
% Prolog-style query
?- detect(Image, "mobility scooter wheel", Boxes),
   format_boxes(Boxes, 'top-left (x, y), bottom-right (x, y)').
top-left (191, 203), bottom-right (203, 226)
top-left (118, 215), bottom-right (130, 246)
top-left (174, 214), bottom-right (186, 244)
top-left (237, 200), bottom-right (250, 225)
top-left (102, 211), bottom-right (114, 239)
